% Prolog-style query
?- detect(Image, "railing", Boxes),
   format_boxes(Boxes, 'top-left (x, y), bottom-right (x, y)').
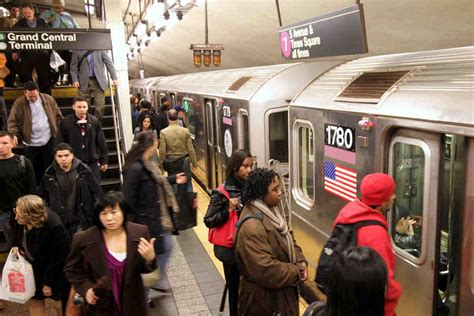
top-left (108, 75), bottom-right (125, 184)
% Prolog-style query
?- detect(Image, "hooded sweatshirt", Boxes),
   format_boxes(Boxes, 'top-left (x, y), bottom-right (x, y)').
top-left (333, 198), bottom-right (402, 316)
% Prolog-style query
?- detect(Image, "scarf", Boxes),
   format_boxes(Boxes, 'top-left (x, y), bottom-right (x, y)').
top-left (142, 160), bottom-right (180, 232)
top-left (250, 199), bottom-right (296, 263)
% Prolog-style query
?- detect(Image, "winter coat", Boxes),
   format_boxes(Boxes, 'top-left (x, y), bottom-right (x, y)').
top-left (333, 198), bottom-right (403, 316)
top-left (234, 206), bottom-right (306, 316)
top-left (121, 159), bottom-right (177, 253)
top-left (7, 93), bottom-right (63, 144)
top-left (16, 209), bottom-right (70, 300)
top-left (56, 113), bottom-right (108, 165)
top-left (38, 159), bottom-right (103, 228)
top-left (63, 223), bottom-right (156, 316)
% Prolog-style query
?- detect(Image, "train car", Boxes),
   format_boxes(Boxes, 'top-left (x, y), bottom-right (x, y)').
top-left (289, 46), bottom-right (474, 315)
top-left (129, 77), bottom-right (162, 110)
top-left (144, 61), bottom-right (341, 191)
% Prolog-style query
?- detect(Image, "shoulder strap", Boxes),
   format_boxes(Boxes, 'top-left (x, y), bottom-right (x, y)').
top-left (351, 220), bottom-right (386, 246)
top-left (217, 184), bottom-right (230, 199)
top-left (234, 211), bottom-right (264, 247)
top-left (353, 220), bottom-right (386, 230)
top-left (78, 50), bottom-right (94, 69)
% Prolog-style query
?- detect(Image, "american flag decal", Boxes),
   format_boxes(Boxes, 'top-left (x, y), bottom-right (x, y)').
top-left (324, 160), bottom-right (357, 202)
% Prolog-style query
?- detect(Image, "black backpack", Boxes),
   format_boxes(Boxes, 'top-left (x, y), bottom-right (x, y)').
top-left (315, 220), bottom-right (385, 294)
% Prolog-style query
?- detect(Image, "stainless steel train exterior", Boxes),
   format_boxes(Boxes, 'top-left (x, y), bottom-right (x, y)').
top-left (134, 61), bottom-right (340, 190)
top-left (289, 46), bottom-right (473, 315)
top-left (129, 46), bottom-right (473, 315)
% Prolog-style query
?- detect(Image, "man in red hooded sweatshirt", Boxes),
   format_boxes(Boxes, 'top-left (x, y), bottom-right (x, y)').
top-left (333, 173), bottom-right (402, 316)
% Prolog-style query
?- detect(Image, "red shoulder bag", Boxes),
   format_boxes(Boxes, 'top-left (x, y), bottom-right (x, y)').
top-left (208, 184), bottom-right (239, 248)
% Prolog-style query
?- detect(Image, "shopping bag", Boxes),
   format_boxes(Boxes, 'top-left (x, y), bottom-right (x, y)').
top-left (175, 185), bottom-right (197, 231)
top-left (49, 50), bottom-right (66, 72)
top-left (0, 247), bottom-right (35, 304)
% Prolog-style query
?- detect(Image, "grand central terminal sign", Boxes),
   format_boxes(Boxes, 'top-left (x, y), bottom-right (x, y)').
top-left (0, 29), bottom-right (112, 51)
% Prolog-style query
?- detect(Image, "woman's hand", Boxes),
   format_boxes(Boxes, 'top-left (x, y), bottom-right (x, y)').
top-left (228, 198), bottom-right (240, 211)
top-left (176, 173), bottom-right (187, 184)
top-left (298, 262), bottom-right (308, 281)
top-left (138, 237), bottom-right (156, 262)
top-left (42, 285), bottom-right (52, 297)
top-left (86, 288), bottom-right (98, 305)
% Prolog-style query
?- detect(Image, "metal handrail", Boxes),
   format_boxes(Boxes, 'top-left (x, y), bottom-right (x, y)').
top-left (107, 74), bottom-right (125, 184)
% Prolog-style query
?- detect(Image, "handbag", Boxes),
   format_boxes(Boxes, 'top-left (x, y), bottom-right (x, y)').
top-left (0, 247), bottom-right (36, 304)
top-left (208, 185), bottom-right (239, 248)
top-left (141, 268), bottom-right (160, 288)
top-left (49, 50), bottom-right (66, 72)
top-left (175, 185), bottom-right (197, 231)
top-left (65, 286), bottom-right (84, 316)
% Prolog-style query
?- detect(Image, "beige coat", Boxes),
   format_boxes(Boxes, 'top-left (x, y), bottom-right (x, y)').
top-left (159, 121), bottom-right (198, 167)
top-left (234, 206), bottom-right (307, 316)
top-left (7, 93), bottom-right (63, 144)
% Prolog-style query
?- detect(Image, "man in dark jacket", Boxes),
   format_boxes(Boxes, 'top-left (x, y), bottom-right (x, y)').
top-left (38, 143), bottom-right (103, 239)
top-left (56, 97), bottom-right (108, 182)
top-left (332, 173), bottom-right (402, 316)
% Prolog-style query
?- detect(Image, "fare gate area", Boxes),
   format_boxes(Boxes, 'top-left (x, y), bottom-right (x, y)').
top-left (0, 180), bottom-right (308, 316)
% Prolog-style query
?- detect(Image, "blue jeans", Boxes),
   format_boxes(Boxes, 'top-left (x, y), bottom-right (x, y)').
top-left (155, 232), bottom-right (174, 288)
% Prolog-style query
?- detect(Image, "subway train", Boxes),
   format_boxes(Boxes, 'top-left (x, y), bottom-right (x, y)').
top-left (129, 46), bottom-right (474, 315)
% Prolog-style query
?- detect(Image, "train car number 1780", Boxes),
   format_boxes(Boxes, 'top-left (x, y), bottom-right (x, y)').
top-left (324, 123), bottom-right (356, 152)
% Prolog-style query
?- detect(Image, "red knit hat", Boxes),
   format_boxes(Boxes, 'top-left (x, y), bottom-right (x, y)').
top-left (361, 173), bottom-right (396, 206)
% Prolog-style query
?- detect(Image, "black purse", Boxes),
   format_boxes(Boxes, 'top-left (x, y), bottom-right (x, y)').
top-left (174, 184), bottom-right (197, 231)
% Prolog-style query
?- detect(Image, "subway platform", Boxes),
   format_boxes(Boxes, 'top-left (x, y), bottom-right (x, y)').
top-left (0, 181), bottom-right (308, 315)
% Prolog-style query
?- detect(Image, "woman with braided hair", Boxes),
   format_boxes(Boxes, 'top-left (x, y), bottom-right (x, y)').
top-left (234, 168), bottom-right (308, 316)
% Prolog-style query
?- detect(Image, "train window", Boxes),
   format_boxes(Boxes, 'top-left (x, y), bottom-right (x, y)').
top-left (390, 138), bottom-right (429, 259)
top-left (268, 110), bottom-right (288, 163)
top-left (238, 109), bottom-right (249, 150)
top-left (292, 121), bottom-right (315, 208)
top-left (184, 99), bottom-right (195, 136)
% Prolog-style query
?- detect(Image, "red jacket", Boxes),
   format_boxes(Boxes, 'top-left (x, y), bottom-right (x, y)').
top-left (333, 198), bottom-right (402, 316)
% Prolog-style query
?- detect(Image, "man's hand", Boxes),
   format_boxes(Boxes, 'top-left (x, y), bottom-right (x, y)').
top-left (12, 53), bottom-right (18, 61)
top-left (112, 80), bottom-right (119, 86)
top-left (176, 173), bottom-right (187, 184)
top-left (42, 285), bottom-right (52, 297)
top-left (100, 164), bottom-right (108, 172)
top-left (72, 81), bottom-right (80, 89)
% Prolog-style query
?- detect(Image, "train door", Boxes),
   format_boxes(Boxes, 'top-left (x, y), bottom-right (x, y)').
top-left (387, 130), bottom-right (468, 315)
top-left (205, 99), bottom-right (224, 188)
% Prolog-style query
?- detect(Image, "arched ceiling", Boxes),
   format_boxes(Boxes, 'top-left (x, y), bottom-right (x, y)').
top-left (123, 0), bottom-right (474, 78)
top-left (23, 0), bottom-right (473, 77)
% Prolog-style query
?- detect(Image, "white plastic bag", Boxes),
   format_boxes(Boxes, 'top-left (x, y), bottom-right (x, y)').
top-left (49, 50), bottom-right (66, 72)
top-left (0, 247), bottom-right (35, 303)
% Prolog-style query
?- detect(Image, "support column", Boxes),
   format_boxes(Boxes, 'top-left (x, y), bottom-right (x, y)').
top-left (103, 0), bottom-right (133, 151)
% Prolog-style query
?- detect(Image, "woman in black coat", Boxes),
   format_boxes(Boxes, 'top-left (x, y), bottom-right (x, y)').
top-left (204, 149), bottom-right (253, 316)
top-left (121, 131), bottom-right (186, 293)
top-left (14, 194), bottom-right (70, 316)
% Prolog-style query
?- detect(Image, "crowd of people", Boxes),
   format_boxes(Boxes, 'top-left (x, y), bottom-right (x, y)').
top-left (0, 76), bottom-right (199, 313)
top-left (205, 155), bottom-right (404, 316)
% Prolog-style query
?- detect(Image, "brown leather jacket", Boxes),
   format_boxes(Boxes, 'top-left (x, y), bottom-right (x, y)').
top-left (7, 93), bottom-right (63, 144)
top-left (234, 206), bottom-right (307, 316)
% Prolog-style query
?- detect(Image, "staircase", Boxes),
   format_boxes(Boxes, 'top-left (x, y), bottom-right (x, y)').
top-left (4, 86), bottom-right (123, 192)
